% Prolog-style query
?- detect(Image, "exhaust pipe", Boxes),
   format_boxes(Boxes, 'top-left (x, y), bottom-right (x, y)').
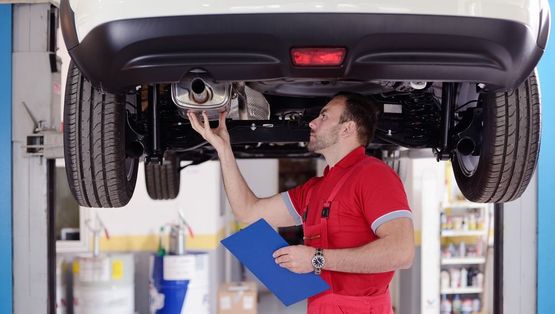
top-left (190, 78), bottom-right (211, 104)
top-left (456, 137), bottom-right (477, 156)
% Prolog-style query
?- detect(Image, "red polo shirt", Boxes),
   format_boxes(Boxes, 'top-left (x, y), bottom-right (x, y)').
top-left (281, 146), bottom-right (412, 297)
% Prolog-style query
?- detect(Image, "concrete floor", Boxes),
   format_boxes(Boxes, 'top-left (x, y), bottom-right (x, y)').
top-left (258, 291), bottom-right (306, 314)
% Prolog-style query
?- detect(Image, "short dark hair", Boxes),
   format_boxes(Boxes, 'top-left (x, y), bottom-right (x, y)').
top-left (335, 92), bottom-right (378, 146)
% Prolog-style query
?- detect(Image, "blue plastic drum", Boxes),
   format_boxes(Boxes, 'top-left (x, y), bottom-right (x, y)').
top-left (150, 255), bottom-right (189, 314)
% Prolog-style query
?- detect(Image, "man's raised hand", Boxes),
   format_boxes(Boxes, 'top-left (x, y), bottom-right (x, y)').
top-left (187, 110), bottom-right (231, 153)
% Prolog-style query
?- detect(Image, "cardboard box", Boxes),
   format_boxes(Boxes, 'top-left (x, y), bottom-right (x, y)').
top-left (218, 282), bottom-right (257, 314)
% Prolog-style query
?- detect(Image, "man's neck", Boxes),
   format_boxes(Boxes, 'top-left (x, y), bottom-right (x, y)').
top-left (322, 143), bottom-right (361, 168)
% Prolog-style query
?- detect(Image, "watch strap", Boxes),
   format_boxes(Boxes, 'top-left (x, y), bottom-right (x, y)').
top-left (312, 248), bottom-right (325, 275)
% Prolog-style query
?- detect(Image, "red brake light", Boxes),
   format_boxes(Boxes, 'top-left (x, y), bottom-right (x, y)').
top-left (291, 48), bottom-right (346, 66)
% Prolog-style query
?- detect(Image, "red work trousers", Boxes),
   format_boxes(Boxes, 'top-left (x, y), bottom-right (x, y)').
top-left (307, 292), bottom-right (393, 314)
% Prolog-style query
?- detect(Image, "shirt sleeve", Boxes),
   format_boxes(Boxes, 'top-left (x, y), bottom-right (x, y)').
top-left (358, 162), bottom-right (412, 234)
top-left (281, 178), bottom-right (319, 225)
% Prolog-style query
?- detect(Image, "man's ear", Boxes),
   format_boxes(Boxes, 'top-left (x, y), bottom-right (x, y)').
top-left (341, 120), bottom-right (357, 138)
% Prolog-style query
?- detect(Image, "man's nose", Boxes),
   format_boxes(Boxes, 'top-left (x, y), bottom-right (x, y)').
top-left (309, 119), bottom-right (317, 130)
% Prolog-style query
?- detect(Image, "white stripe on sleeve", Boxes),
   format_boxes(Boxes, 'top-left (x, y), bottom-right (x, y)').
top-left (280, 192), bottom-right (303, 225)
top-left (371, 210), bottom-right (413, 234)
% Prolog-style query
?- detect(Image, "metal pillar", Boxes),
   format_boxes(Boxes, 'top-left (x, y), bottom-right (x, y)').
top-left (12, 4), bottom-right (61, 313)
top-left (0, 4), bottom-right (13, 314)
top-left (502, 175), bottom-right (537, 314)
top-left (538, 2), bottom-right (555, 312)
top-left (493, 204), bottom-right (503, 314)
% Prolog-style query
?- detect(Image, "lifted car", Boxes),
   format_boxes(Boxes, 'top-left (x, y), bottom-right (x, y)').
top-left (60, 0), bottom-right (550, 207)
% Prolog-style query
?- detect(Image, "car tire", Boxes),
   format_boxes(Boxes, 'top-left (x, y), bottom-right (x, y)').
top-left (145, 151), bottom-right (181, 200)
top-left (452, 72), bottom-right (540, 203)
top-left (63, 61), bottom-right (139, 208)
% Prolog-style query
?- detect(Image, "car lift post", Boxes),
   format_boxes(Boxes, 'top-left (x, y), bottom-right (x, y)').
top-left (11, 3), bottom-right (63, 313)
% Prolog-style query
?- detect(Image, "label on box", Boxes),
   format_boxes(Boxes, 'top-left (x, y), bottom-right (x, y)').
top-left (78, 257), bottom-right (110, 282)
top-left (163, 255), bottom-right (195, 281)
top-left (219, 296), bottom-right (231, 310)
top-left (112, 259), bottom-right (123, 280)
top-left (243, 295), bottom-right (255, 310)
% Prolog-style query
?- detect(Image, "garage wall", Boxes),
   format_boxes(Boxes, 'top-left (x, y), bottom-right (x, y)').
top-left (83, 159), bottom-right (278, 252)
top-left (87, 161), bottom-right (226, 251)
top-left (537, 1), bottom-right (554, 311)
top-left (0, 4), bottom-right (12, 314)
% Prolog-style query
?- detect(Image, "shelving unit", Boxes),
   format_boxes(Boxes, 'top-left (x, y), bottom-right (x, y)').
top-left (419, 161), bottom-right (494, 314)
top-left (441, 230), bottom-right (487, 237)
top-left (441, 287), bottom-right (484, 295)
top-left (439, 201), bottom-right (491, 314)
top-left (441, 257), bottom-right (486, 265)
top-left (439, 163), bottom-right (493, 314)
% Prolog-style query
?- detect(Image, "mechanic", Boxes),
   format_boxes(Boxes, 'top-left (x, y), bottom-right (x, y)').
top-left (187, 92), bottom-right (414, 314)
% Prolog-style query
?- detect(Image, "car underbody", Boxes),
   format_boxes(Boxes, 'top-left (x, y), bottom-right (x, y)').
top-left (59, 0), bottom-right (550, 207)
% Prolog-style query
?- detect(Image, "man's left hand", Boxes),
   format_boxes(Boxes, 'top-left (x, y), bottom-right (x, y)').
top-left (272, 245), bottom-right (315, 274)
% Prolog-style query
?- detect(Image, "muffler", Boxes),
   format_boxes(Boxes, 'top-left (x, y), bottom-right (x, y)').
top-left (171, 76), bottom-right (232, 120)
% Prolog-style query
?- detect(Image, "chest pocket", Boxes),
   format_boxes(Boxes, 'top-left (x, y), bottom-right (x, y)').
top-left (325, 200), bottom-right (346, 236)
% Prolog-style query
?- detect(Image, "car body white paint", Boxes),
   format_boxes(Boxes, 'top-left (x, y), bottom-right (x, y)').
top-left (68, 0), bottom-right (546, 43)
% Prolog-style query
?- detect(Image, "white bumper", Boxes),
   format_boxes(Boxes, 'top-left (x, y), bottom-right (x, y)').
top-left (69, 0), bottom-right (545, 43)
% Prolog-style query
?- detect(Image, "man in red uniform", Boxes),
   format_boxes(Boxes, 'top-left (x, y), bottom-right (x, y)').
top-left (188, 92), bottom-right (414, 314)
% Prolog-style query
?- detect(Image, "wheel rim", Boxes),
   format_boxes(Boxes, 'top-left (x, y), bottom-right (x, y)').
top-left (454, 83), bottom-right (482, 177)
top-left (458, 154), bottom-right (480, 177)
top-left (125, 157), bottom-right (137, 181)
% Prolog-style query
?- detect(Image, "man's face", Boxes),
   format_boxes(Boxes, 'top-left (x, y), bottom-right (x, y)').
top-left (307, 97), bottom-right (346, 153)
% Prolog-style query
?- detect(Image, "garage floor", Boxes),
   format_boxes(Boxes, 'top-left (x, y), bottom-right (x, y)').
top-left (258, 291), bottom-right (306, 314)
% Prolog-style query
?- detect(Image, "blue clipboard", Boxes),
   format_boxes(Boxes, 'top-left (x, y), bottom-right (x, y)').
top-left (221, 219), bottom-right (330, 306)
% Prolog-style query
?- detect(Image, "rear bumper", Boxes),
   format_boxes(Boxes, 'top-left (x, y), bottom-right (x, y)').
top-left (61, 1), bottom-right (549, 93)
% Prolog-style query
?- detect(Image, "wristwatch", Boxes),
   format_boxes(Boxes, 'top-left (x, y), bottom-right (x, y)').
top-left (311, 248), bottom-right (325, 275)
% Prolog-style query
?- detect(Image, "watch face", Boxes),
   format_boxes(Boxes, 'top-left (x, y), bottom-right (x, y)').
top-left (312, 255), bottom-right (325, 268)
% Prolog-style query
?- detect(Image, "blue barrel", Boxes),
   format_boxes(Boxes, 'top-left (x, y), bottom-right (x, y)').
top-left (151, 255), bottom-right (189, 314)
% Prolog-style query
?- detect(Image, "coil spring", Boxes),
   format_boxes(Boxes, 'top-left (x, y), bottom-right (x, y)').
top-left (401, 91), bottom-right (442, 143)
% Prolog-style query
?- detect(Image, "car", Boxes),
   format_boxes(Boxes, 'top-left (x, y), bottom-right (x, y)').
top-left (59, 0), bottom-right (551, 208)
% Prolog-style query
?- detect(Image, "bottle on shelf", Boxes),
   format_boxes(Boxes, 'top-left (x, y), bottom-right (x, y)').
top-left (462, 216), bottom-right (468, 231)
top-left (450, 268), bottom-right (460, 288)
top-left (440, 295), bottom-right (452, 314)
top-left (448, 243), bottom-right (457, 258)
top-left (469, 214), bottom-right (477, 230)
top-left (461, 299), bottom-right (473, 314)
top-left (467, 268), bottom-right (476, 287)
top-left (476, 272), bottom-right (484, 288)
top-left (441, 270), bottom-right (450, 290)
top-left (459, 241), bottom-right (466, 257)
top-left (472, 298), bottom-right (481, 313)
top-left (476, 240), bottom-right (483, 257)
top-left (453, 294), bottom-right (462, 314)
top-left (460, 268), bottom-right (468, 288)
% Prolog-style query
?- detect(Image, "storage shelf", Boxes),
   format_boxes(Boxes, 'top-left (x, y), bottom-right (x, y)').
top-left (441, 230), bottom-right (487, 237)
top-left (441, 257), bottom-right (486, 265)
top-left (443, 202), bottom-right (490, 209)
top-left (441, 287), bottom-right (483, 294)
